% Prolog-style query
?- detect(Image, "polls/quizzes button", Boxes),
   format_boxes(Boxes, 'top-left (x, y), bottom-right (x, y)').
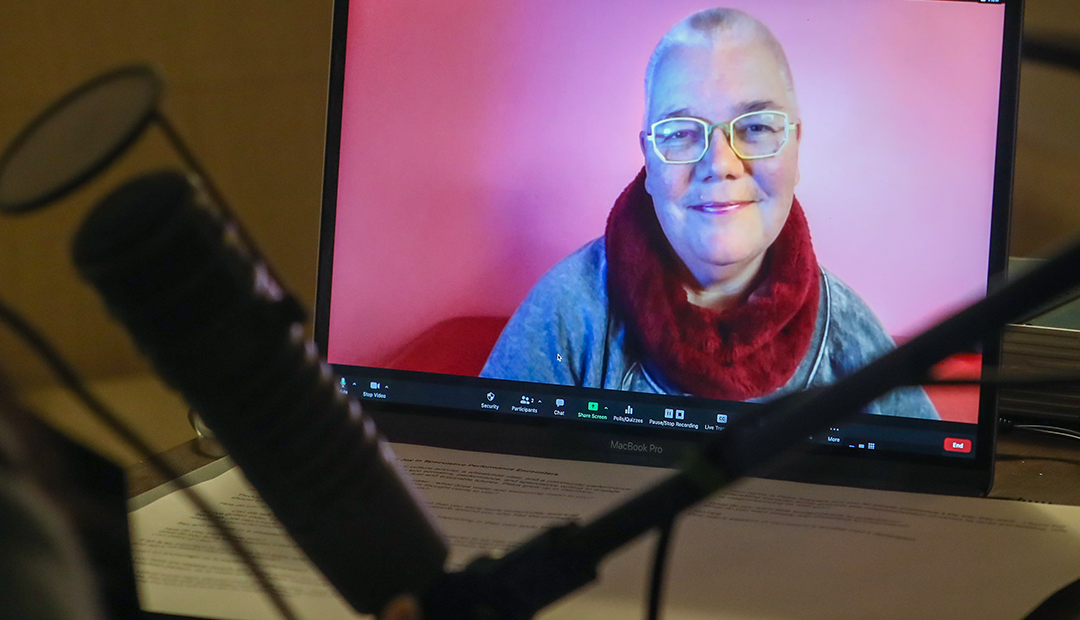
top-left (943, 438), bottom-right (972, 453)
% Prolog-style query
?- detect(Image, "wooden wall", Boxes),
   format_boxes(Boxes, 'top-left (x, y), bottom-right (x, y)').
top-left (1014, 0), bottom-right (1080, 256)
top-left (0, 3), bottom-right (331, 387)
top-left (0, 3), bottom-right (332, 461)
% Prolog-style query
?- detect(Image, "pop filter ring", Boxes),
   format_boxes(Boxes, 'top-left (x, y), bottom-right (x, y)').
top-left (0, 64), bottom-right (161, 214)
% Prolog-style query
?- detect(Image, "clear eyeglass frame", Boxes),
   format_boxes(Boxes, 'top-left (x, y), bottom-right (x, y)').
top-left (646, 110), bottom-right (798, 164)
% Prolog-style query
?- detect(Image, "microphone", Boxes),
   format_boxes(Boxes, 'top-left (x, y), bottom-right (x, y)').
top-left (72, 171), bottom-right (1080, 620)
top-left (72, 170), bottom-right (448, 615)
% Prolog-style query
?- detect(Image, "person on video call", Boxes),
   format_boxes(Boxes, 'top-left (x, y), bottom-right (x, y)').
top-left (481, 8), bottom-right (937, 419)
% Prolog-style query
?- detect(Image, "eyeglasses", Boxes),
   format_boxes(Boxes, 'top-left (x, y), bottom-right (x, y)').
top-left (646, 110), bottom-right (797, 164)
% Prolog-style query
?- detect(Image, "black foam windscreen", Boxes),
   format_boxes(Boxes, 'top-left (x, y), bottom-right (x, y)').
top-left (73, 170), bottom-right (448, 614)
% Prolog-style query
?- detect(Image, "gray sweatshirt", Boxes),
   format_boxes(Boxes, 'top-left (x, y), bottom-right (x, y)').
top-left (482, 237), bottom-right (939, 419)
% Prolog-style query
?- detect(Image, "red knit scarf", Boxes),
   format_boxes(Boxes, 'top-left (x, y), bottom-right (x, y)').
top-left (605, 169), bottom-right (820, 400)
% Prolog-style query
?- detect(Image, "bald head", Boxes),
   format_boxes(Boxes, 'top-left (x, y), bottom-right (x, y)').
top-left (644, 8), bottom-right (798, 121)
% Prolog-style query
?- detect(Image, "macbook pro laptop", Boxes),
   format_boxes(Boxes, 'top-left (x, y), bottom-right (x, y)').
top-left (315, 0), bottom-right (1023, 496)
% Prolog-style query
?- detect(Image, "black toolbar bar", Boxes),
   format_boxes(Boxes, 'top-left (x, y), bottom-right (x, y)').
top-left (343, 375), bottom-right (728, 430)
top-left (338, 373), bottom-right (977, 459)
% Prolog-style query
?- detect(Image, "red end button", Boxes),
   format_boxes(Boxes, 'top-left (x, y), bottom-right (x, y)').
top-left (944, 437), bottom-right (972, 453)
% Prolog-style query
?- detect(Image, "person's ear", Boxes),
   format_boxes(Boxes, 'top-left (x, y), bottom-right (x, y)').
top-left (639, 131), bottom-right (648, 157)
top-left (794, 124), bottom-right (802, 185)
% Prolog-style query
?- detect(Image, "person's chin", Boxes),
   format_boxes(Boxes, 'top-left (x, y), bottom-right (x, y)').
top-left (693, 231), bottom-right (765, 265)
top-left (691, 244), bottom-right (755, 271)
top-left (694, 223), bottom-right (761, 254)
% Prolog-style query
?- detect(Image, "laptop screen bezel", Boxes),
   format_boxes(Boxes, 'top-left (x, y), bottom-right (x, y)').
top-left (314, 0), bottom-right (1025, 496)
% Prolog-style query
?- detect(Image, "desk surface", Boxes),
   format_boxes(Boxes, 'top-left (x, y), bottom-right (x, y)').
top-left (127, 431), bottom-right (1080, 620)
top-left (127, 429), bottom-right (1080, 504)
top-left (994, 430), bottom-right (1080, 504)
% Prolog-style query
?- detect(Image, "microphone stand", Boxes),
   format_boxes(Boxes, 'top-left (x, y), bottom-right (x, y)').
top-left (424, 238), bottom-right (1080, 620)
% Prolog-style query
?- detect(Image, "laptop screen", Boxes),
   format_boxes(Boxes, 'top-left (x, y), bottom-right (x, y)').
top-left (317, 0), bottom-right (1020, 491)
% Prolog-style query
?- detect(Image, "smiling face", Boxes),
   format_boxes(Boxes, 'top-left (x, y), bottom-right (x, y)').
top-left (641, 36), bottom-right (801, 290)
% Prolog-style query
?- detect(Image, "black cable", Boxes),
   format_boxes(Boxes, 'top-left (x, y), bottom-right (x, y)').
top-left (0, 295), bottom-right (300, 620)
top-left (646, 517), bottom-right (676, 620)
top-left (1014, 425), bottom-right (1080, 442)
top-left (1024, 34), bottom-right (1080, 73)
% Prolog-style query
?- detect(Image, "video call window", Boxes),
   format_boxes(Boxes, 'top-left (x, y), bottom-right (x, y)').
top-left (326, 0), bottom-right (1007, 426)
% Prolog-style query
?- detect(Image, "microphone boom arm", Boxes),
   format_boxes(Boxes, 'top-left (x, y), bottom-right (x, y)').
top-left (425, 239), bottom-right (1080, 620)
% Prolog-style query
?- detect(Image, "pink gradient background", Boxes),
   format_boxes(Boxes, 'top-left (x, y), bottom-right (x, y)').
top-left (327, 0), bottom-right (1006, 420)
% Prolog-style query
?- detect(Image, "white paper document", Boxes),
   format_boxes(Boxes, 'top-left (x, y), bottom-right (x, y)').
top-left (130, 443), bottom-right (1080, 620)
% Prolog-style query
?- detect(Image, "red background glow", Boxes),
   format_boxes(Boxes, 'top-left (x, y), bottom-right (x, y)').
top-left (327, 0), bottom-right (1007, 423)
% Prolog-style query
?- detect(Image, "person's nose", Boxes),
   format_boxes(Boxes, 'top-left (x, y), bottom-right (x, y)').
top-left (696, 127), bottom-right (746, 181)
